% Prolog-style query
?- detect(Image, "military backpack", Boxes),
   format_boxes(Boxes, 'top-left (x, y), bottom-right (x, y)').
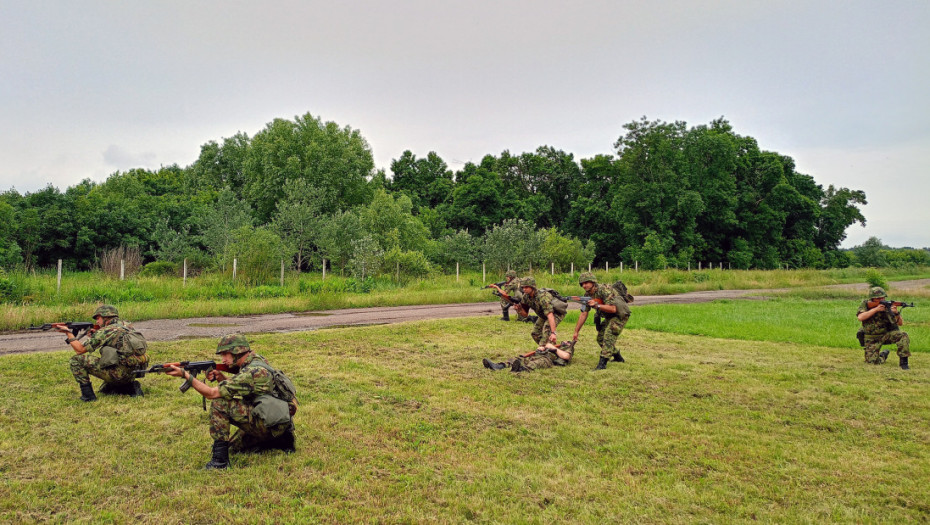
top-left (611, 280), bottom-right (634, 303)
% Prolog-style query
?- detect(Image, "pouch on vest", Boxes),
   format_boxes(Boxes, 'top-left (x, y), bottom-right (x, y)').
top-left (120, 330), bottom-right (148, 356)
top-left (856, 328), bottom-right (865, 347)
top-left (251, 394), bottom-right (291, 428)
top-left (98, 346), bottom-right (121, 368)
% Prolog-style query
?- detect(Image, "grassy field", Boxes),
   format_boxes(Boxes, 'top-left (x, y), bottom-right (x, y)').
top-left (1, 310), bottom-right (929, 522)
top-left (2, 266), bottom-right (929, 331)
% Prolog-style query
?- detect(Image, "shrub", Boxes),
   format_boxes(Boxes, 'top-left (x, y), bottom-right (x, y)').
top-left (139, 261), bottom-right (179, 277)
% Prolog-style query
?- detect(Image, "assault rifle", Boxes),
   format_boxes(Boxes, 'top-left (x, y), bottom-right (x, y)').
top-left (493, 291), bottom-right (521, 306)
top-left (867, 299), bottom-right (916, 310)
top-left (483, 280), bottom-right (507, 289)
top-left (29, 321), bottom-right (96, 337)
top-left (555, 294), bottom-right (604, 313)
top-left (135, 361), bottom-right (231, 410)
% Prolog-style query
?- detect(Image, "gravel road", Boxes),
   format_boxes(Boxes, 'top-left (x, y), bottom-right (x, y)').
top-left (3, 279), bottom-right (926, 356)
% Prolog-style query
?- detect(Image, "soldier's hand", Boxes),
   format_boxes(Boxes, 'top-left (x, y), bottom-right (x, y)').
top-left (572, 333), bottom-right (579, 342)
top-left (548, 332), bottom-right (557, 343)
top-left (875, 304), bottom-right (887, 312)
top-left (206, 370), bottom-right (227, 382)
top-left (52, 323), bottom-right (71, 335)
top-left (164, 364), bottom-right (185, 378)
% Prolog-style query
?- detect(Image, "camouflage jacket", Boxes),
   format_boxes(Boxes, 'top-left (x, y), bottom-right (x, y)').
top-left (502, 278), bottom-right (524, 302)
top-left (857, 299), bottom-right (900, 337)
top-left (589, 283), bottom-right (631, 320)
top-left (218, 354), bottom-right (277, 402)
top-left (524, 289), bottom-right (564, 318)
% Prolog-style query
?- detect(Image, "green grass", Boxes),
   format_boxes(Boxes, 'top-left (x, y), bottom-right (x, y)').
top-left (2, 266), bottom-right (929, 332)
top-left (1, 315), bottom-right (929, 522)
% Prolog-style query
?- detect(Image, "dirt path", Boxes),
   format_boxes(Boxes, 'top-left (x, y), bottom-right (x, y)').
top-left (3, 279), bottom-right (927, 356)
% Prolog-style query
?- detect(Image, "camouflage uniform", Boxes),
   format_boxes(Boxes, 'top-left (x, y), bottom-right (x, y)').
top-left (522, 280), bottom-right (566, 344)
top-left (587, 282), bottom-right (631, 359)
top-left (505, 341), bottom-right (575, 371)
top-left (210, 353), bottom-right (294, 453)
top-left (70, 317), bottom-right (148, 387)
top-left (858, 288), bottom-right (910, 365)
top-left (501, 273), bottom-right (529, 322)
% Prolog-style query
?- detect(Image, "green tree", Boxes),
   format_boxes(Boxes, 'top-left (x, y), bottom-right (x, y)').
top-left (852, 237), bottom-right (888, 267)
top-left (244, 113), bottom-right (375, 222)
top-left (317, 210), bottom-right (365, 275)
top-left (272, 179), bottom-right (327, 270)
top-left (223, 226), bottom-right (288, 285)
top-left (194, 189), bottom-right (254, 270)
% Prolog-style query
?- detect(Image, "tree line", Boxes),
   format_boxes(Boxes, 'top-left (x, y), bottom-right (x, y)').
top-left (0, 112), bottom-right (880, 280)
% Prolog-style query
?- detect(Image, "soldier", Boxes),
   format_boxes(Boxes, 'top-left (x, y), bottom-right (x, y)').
top-left (57, 304), bottom-right (148, 402)
top-left (857, 286), bottom-right (911, 369)
top-left (165, 334), bottom-right (297, 469)
top-left (513, 277), bottom-right (567, 346)
top-left (483, 340), bottom-right (576, 372)
top-left (489, 272), bottom-right (536, 323)
top-left (570, 272), bottom-right (631, 370)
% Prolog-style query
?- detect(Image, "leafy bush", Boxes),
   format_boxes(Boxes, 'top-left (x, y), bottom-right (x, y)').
top-left (139, 261), bottom-right (179, 277)
top-left (864, 269), bottom-right (887, 289)
top-left (0, 272), bottom-right (29, 303)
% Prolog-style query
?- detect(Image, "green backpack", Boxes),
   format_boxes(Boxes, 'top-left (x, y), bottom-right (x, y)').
top-left (611, 280), bottom-right (634, 303)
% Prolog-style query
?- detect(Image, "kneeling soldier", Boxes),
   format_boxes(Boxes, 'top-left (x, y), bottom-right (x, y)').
top-left (165, 335), bottom-right (298, 469)
top-left (59, 304), bottom-right (148, 402)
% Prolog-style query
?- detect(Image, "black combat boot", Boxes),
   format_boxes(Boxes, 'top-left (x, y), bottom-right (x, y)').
top-left (482, 358), bottom-right (507, 371)
top-left (900, 357), bottom-right (910, 370)
top-left (510, 360), bottom-right (527, 373)
top-left (275, 430), bottom-right (296, 453)
top-left (594, 357), bottom-right (608, 370)
top-left (500, 308), bottom-right (510, 321)
top-left (879, 349), bottom-right (890, 363)
top-left (79, 382), bottom-right (97, 402)
top-left (98, 382), bottom-right (117, 395)
top-left (612, 353), bottom-right (625, 363)
top-left (526, 316), bottom-right (538, 323)
top-left (204, 440), bottom-right (230, 470)
top-left (129, 380), bottom-right (144, 397)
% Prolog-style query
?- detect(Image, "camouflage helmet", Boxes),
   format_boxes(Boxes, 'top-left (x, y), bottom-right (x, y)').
top-left (215, 334), bottom-right (251, 355)
top-left (869, 286), bottom-right (887, 299)
top-left (578, 272), bottom-right (598, 285)
top-left (521, 277), bottom-right (537, 289)
top-left (505, 270), bottom-right (517, 279)
top-left (92, 304), bottom-right (119, 319)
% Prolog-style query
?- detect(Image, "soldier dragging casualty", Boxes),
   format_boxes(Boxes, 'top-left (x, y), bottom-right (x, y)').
top-left (570, 272), bottom-right (631, 370)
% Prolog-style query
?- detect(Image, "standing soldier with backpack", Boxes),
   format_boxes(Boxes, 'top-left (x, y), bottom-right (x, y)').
top-left (58, 304), bottom-right (148, 402)
top-left (164, 334), bottom-right (298, 469)
top-left (513, 277), bottom-right (568, 346)
top-left (570, 272), bottom-right (631, 370)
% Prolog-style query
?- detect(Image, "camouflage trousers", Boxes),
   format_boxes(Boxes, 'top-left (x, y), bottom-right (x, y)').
top-left (506, 353), bottom-right (558, 371)
top-left (596, 315), bottom-right (630, 358)
top-left (70, 353), bottom-right (148, 386)
top-left (209, 397), bottom-right (292, 452)
top-left (531, 313), bottom-right (565, 345)
top-left (864, 331), bottom-right (910, 364)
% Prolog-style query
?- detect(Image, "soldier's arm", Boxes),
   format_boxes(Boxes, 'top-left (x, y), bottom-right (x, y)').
top-left (572, 310), bottom-right (588, 341)
top-left (165, 365), bottom-right (222, 399)
top-left (857, 304), bottom-right (884, 322)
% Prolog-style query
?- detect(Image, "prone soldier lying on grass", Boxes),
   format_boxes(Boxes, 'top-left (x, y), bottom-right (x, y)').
top-left (482, 340), bottom-right (575, 372)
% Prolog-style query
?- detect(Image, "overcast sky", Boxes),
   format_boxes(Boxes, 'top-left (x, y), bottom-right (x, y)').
top-left (1, 1), bottom-right (927, 248)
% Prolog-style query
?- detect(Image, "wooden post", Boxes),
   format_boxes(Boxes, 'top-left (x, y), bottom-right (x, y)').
top-left (456, 262), bottom-right (460, 282)
top-left (183, 258), bottom-right (188, 286)
top-left (620, 261), bottom-right (623, 273)
top-left (699, 261), bottom-right (702, 271)
top-left (570, 262), bottom-right (574, 275)
top-left (322, 258), bottom-right (326, 280)
top-left (606, 261), bottom-right (609, 272)
top-left (687, 262), bottom-right (690, 272)
top-left (588, 263), bottom-right (592, 272)
top-left (551, 262), bottom-right (554, 275)
top-left (281, 259), bottom-right (285, 286)
top-left (233, 258), bottom-right (237, 281)
top-left (482, 262), bottom-right (486, 283)
top-left (57, 259), bottom-right (62, 294)
top-left (120, 259), bottom-right (125, 281)
top-left (635, 260), bottom-right (639, 271)
top-left (396, 261), bottom-right (400, 281)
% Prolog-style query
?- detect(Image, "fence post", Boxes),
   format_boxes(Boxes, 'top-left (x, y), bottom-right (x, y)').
top-left (570, 262), bottom-right (574, 276)
top-left (120, 259), bottom-right (125, 281)
top-left (183, 258), bottom-right (188, 286)
top-left (687, 262), bottom-right (690, 272)
top-left (233, 258), bottom-right (237, 281)
top-left (322, 258), bottom-right (326, 280)
top-left (606, 261), bottom-right (609, 272)
top-left (620, 261), bottom-right (623, 274)
top-left (588, 263), bottom-right (592, 272)
top-left (482, 262), bottom-right (486, 283)
top-left (456, 262), bottom-right (460, 282)
top-left (396, 261), bottom-right (400, 281)
top-left (551, 262), bottom-right (554, 275)
top-left (698, 261), bottom-right (702, 271)
top-left (57, 259), bottom-right (62, 294)
top-left (281, 259), bottom-right (285, 286)
top-left (635, 260), bottom-right (639, 271)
